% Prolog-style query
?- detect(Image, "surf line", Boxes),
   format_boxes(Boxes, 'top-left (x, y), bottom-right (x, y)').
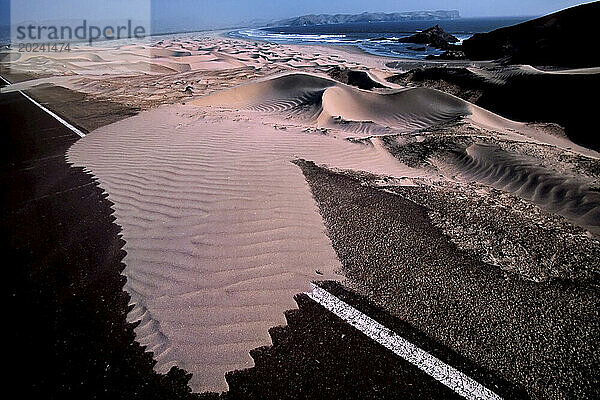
top-left (306, 284), bottom-right (502, 400)
top-left (0, 75), bottom-right (86, 138)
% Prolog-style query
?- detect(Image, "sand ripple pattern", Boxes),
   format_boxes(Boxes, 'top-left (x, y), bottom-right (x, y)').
top-left (195, 73), bottom-right (470, 135)
top-left (67, 103), bottom-right (412, 392)
top-left (444, 143), bottom-right (600, 233)
top-left (245, 90), bottom-right (326, 121)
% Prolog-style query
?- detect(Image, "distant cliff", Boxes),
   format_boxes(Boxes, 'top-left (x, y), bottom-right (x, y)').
top-left (462, 2), bottom-right (600, 67)
top-left (269, 10), bottom-right (460, 27)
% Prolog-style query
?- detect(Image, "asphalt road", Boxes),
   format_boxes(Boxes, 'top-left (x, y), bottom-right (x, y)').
top-left (296, 159), bottom-right (600, 400)
top-left (1, 84), bottom-right (197, 400)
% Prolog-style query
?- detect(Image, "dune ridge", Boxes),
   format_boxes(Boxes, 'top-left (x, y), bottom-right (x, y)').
top-left (194, 72), bottom-right (471, 136)
top-left (439, 143), bottom-right (600, 233)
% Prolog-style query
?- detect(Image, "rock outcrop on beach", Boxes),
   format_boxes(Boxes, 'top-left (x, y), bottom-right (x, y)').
top-left (269, 10), bottom-right (460, 27)
top-left (425, 48), bottom-right (465, 60)
top-left (397, 25), bottom-right (459, 49)
top-left (462, 2), bottom-right (600, 67)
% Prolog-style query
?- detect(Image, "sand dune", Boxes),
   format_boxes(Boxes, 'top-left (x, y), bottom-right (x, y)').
top-left (44, 32), bottom-right (600, 395)
top-left (319, 85), bottom-right (469, 131)
top-left (2, 34), bottom-right (391, 111)
top-left (193, 71), bottom-right (588, 153)
top-left (193, 73), bottom-right (336, 115)
top-left (390, 63), bottom-right (600, 152)
top-left (68, 71), bottom-right (599, 391)
top-left (194, 72), bottom-right (470, 135)
top-left (439, 143), bottom-right (600, 233)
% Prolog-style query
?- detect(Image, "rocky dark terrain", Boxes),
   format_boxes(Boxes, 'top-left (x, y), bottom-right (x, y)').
top-left (326, 66), bottom-right (385, 90)
top-left (387, 66), bottom-right (600, 151)
top-left (462, 2), bottom-right (600, 67)
top-left (396, 25), bottom-right (459, 49)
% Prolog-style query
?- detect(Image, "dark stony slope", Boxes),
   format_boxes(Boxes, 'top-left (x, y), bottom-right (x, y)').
top-left (387, 67), bottom-right (600, 151)
top-left (326, 66), bottom-right (386, 90)
top-left (462, 2), bottom-right (600, 67)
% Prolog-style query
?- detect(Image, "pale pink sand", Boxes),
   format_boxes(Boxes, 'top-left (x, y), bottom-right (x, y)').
top-left (67, 97), bottom-right (416, 391)
top-left (1, 33), bottom-right (395, 110)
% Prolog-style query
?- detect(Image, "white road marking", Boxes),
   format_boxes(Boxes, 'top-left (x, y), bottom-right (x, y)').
top-left (306, 284), bottom-right (502, 400)
top-left (0, 75), bottom-right (86, 138)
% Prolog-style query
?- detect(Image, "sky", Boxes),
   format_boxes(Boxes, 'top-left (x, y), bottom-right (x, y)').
top-left (1, 0), bottom-right (596, 29)
top-left (151, 0), bottom-right (595, 25)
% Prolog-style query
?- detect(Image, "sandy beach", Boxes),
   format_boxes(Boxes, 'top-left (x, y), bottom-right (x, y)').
top-left (3, 26), bottom-right (599, 398)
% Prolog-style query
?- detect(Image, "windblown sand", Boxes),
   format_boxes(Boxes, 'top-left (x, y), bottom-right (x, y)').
top-left (5, 31), bottom-right (597, 394)
top-left (66, 78), bottom-right (424, 391)
top-left (1, 34), bottom-right (390, 109)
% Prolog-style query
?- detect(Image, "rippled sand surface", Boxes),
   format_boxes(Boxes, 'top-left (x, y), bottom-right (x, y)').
top-left (67, 92), bottom-right (418, 390)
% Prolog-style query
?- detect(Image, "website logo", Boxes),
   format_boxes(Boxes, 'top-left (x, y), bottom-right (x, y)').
top-left (15, 19), bottom-right (147, 46)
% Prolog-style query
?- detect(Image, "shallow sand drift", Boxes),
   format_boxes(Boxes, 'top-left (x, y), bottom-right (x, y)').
top-left (67, 76), bottom-right (445, 392)
top-left (443, 143), bottom-right (600, 233)
top-left (68, 70), bottom-right (599, 392)
top-left (67, 73), bottom-right (471, 391)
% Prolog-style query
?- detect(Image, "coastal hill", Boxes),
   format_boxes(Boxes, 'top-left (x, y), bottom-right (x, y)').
top-left (268, 10), bottom-right (460, 27)
top-left (462, 1), bottom-right (600, 67)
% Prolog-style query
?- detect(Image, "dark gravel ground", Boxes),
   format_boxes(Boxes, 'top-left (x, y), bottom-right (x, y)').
top-left (28, 86), bottom-right (141, 132)
top-left (389, 181), bottom-right (600, 284)
top-left (295, 159), bottom-right (600, 400)
top-left (0, 67), bottom-right (140, 133)
top-left (202, 285), bottom-right (473, 400)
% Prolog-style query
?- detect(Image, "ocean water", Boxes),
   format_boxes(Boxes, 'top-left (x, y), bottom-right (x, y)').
top-left (229, 17), bottom-right (533, 59)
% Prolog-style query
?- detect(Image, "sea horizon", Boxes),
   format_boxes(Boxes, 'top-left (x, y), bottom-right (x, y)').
top-left (228, 16), bottom-right (534, 59)
top-left (0, 15), bottom-right (535, 52)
